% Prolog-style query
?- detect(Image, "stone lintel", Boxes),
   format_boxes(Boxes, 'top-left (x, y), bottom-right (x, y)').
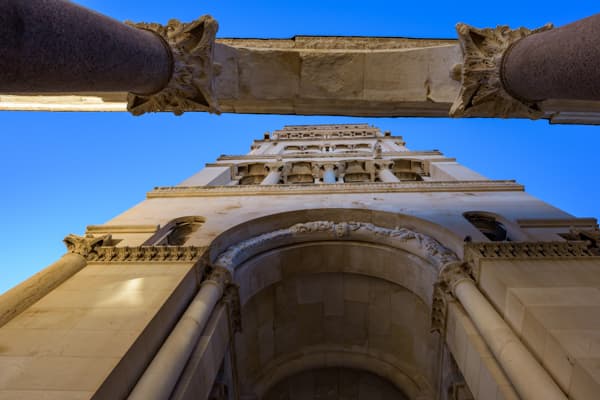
top-left (3, 31), bottom-right (600, 124)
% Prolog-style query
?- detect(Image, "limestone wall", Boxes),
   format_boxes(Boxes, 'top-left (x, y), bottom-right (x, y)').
top-left (0, 262), bottom-right (198, 399)
top-left (478, 259), bottom-right (600, 399)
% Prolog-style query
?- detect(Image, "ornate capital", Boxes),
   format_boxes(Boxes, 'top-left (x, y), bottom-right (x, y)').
top-left (450, 23), bottom-right (552, 118)
top-left (265, 162), bottom-right (284, 173)
top-left (63, 234), bottom-right (111, 258)
top-left (204, 266), bottom-right (232, 288)
top-left (373, 140), bottom-right (383, 159)
top-left (431, 262), bottom-right (473, 333)
top-left (375, 160), bottom-right (394, 170)
top-left (127, 15), bottom-right (221, 116)
top-left (439, 262), bottom-right (473, 292)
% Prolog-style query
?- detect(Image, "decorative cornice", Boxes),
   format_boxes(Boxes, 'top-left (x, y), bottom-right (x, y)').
top-left (217, 151), bottom-right (446, 161)
top-left (466, 241), bottom-right (596, 261)
top-left (86, 224), bottom-right (159, 234)
top-left (450, 23), bottom-right (552, 118)
top-left (127, 15), bottom-right (220, 116)
top-left (85, 245), bottom-right (207, 263)
top-left (148, 180), bottom-right (523, 198)
top-left (63, 234), bottom-right (112, 258)
top-left (213, 221), bottom-right (459, 272)
top-left (464, 241), bottom-right (600, 279)
top-left (516, 218), bottom-right (597, 228)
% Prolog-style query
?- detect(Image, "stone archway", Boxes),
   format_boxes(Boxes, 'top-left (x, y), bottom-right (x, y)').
top-left (210, 218), bottom-right (460, 400)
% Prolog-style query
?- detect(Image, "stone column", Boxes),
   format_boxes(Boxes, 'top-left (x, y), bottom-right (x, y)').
top-left (0, 0), bottom-right (171, 94)
top-left (311, 164), bottom-right (322, 184)
top-left (129, 267), bottom-right (230, 400)
top-left (261, 164), bottom-right (283, 185)
top-left (376, 161), bottom-right (400, 182)
top-left (442, 263), bottom-right (567, 400)
top-left (336, 162), bottom-right (346, 183)
top-left (502, 14), bottom-right (600, 103)
top-left (322, 164), bottom-right (337, 184)
top-left (0, 234), bottom-right (109, 328)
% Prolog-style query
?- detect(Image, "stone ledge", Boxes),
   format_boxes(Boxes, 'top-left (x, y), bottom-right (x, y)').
top-left (148, 180), bottom-right (523, 198)
top-left (215, 151), bottom-right (446, 161)
top-left (465, 241), bottom-right (600, 280)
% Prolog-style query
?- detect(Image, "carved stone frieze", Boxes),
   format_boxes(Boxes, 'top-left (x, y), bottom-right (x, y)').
top-left (430, 283), bottom-right (448, 334)
top-left (465, 241), bottom-right (596, 262)
top-left (213, 221), bottom-right (459, 272)
top-left (464, 241), bottom-right (600, 280)
top-left (450, 23), bottom-right (552, 118)
top-left (127, 15), bottom-right (221, 116)
top-left (86, 245), bottom-right (207, 263)
top-left (222, 284), bottom-right (242, 333)
top-left (560, 228), bottom-right (600, 255)
top-left (63, 234), bottom-right (112, 258)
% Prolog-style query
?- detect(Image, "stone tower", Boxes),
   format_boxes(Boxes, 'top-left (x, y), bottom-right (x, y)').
top-left (0, 123), bottom-right (599, 400)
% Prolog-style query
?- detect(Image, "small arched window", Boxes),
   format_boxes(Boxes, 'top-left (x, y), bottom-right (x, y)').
top-left (464, 212), bottom-right (509, 241)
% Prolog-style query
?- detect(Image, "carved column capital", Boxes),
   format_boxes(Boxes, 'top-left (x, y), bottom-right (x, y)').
top-left (374, 160), bottom-right (394, 170)
top-left (450, 23), bottom-right (552, 118)
top-left (373, 140), bottom-right (383, 159)
top-left (127, 15), bottom-right (221, 116)
top-left (203, 266), bottom-right (232, 288)
top-left (264, 162), bottom-right (284, 173)
top-left (63, 234), bottom-right (111, 258)
top-left (431, 262), bottom-right (474, 333)
top-left (311, 163), bottom-right (323, 180)
top-left (439, 262), bottom-right (474, 293)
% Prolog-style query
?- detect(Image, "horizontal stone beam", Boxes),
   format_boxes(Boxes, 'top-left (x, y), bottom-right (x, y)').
top-left (2, 34), bottom-right (600, 124)
top-left (2, 2), bottom-right (600, 124)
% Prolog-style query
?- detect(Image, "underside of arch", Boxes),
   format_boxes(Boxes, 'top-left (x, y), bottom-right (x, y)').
top-left (209, 213), bottom-right (461, 400)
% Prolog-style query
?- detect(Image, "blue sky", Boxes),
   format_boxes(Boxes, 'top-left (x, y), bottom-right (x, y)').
top-left (1, 1), bottom-right (598, 294)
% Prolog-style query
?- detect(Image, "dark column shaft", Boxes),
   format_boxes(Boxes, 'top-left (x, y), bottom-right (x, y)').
top-left (502, 13), bottom-right (600, 102)
top-left (0, 0), bottom-right (172, 94)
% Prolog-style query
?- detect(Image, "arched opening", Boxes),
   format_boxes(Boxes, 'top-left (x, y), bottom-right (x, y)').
top-left (208, 212), bottom-right (462, 400)
top-left (263, 367), bottom-right (409, 400)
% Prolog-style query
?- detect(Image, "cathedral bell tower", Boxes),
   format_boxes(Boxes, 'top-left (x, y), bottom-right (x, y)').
top-left (0, 124), bottom-right (598, 400)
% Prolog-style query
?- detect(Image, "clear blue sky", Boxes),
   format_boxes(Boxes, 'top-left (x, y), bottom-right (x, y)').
top-left (1, 0), bottom-right (598, 294)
